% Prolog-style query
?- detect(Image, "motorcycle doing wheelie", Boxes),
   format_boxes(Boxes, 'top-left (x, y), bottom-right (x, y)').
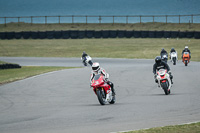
top-left (91, 74), bottom-right (115, 105)
top-left (81, 55), bottom-right (93, 66)
top-left (156, 69), bottom-right (172, 95)
top-left (182, 52), bottom-right (190, 66)
top-left (170, 52), bottom-right (178, 65)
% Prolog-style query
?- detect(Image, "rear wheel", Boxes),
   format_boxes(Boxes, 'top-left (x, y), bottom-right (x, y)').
top-left (173, 57), bottom-right (176, 65)
top-left (185, 60), bottom-right (188, 66)
top-left (88, 61), bottom-right (93, 66)
top-left (96, 89), bottom-right (106, 105)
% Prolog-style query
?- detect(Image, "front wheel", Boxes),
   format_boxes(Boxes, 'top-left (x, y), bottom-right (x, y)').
top-left (161, 81), bottom-right (170, 95)
top-left (96, 89), bottom-right (106, 105)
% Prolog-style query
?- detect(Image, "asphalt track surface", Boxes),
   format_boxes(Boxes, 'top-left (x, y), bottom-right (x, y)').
top-left (0, 57), bottom-right (200, 133)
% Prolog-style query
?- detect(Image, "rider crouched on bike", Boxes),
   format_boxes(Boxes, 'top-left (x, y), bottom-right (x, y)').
top-left (153, 56), bottom-right (173, 84)
top-left (181, 46), bottom-right (191, 61)
top-left (169, 48), bottom-right (177, 60)
top-left (90, 62), bottom-right (115, 95)
top-left (81, 51), bottom-right (88, 66)
top-left (160, 48), bottom-right (168, 58)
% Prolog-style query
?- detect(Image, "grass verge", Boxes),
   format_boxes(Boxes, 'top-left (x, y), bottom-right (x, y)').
top-left (1, 23), bottom-right (200, 32)
top-left (0, 38), bottom-right (199, 61)
top-left (125, 122), bottom-right (200, 133)
top-left (0, 66), bottom-right (75, 85)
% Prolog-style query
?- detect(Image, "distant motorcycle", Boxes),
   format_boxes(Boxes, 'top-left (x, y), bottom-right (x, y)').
top-left (156, 69), bottom-right (172, 95)
top-left (91, 74), bottom-right (115, 105)
top-left (170, 52), bottom-right (178, 65)
top-left (182, 52), bottom-right (190, 66)
top-left (81, 55), bottom-right (93, 66)
top-left (161, 54), bottom-right (168, 63)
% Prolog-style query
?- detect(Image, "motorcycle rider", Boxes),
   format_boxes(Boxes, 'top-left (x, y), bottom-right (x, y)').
top-left (181, 46), bottom-right (191, 60)
top-left (160, 48), bottom-right (168, 58)
top-left (169, 48), bottom-right (177, 60)
top-left (90, 62), bottom-right (115, 95)
top-left (81, 51), bottom-right (93, 66)
top-left (153, 56), bottom-right (173, 84)
top-left (170, 48), bottom-right (176, 53)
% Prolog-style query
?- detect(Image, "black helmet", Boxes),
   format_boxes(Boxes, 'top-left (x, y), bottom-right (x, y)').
top-left (155, 56), bottom-right (162, 64)
top-left (171, 48), bottom-right (174, 51)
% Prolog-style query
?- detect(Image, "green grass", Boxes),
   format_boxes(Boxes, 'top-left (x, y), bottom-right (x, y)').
top-left (0, 38), bottom-right (199, 61)
top-left (125, 122), bottom-right (200, 133)
top-left (1, 23), bottom-right (200, 32)
top-left (0, 66), bottom-right (75, 84)
top-left (0, 61), bottom-right (6, 64)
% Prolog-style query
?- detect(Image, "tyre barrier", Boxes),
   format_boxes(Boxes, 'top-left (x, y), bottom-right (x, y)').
top-left (163, 31), bottom-right (171, 38)
top-left (148, 31), bottom-right (156, 38)
top-left (62, 31), bottom-right (70, 39)
top-left (125, 31), bottom-right (133, 38)
top-left (86, 30), bottom-right (94, 38)
top-left (102, 30), bottom-right (110, 38)
top-left (0, 63), bottom-right (21, 69)
top-left (78, 31), bottom-right (86, 39)
top-left (118, 30), bottom-right (126, 38)
top-left (156, 31), bottom-right (164, 38)
top-left (94, 31), bottom-right (102, 38)
top-left (141, 31), bottom-right (148, 38)
top-left (178, 32), bottom-right (186, 38)
top-left (22, 31), bottom-right (31, 39)
top-left (133, 31), bottom-right (141, 38)
top-left (0, 30), bottom-right (200, 39)
top-left (31, 32), bottom-right (39, 39)
top-left (171, 31), bottom-right (179, 38)
top-left (46, 31), bottom-right (54, 39)
top-left (54, 31), bottom-right (62, 39)
top-left (110, 31), bottom-right (117, 38)
top-left (194, 32), bottom-right (200, 39)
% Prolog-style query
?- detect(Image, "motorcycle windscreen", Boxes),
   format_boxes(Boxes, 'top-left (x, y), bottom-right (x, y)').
top-left (94, 74), bottom-right (101, 80)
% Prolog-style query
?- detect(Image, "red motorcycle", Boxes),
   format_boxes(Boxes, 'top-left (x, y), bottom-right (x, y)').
top-left (91, 74), bottom-right (115, 105)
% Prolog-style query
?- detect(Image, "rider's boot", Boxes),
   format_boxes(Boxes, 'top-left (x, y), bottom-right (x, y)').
top-left (111, 87), bottom-right (116, 96)
top-left (107, 81), bottom-right (115, 96)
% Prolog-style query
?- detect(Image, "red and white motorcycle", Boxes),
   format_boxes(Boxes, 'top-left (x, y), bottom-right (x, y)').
top-left (91, 74), bottom-right (115, 105)
top-left (156, 69), bottom-right (172, 95)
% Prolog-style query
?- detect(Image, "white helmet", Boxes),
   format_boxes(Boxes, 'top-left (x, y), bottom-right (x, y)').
top-left (92, 62), bottom-right (100, 72)
top-left (185, 46), bottom-right (188, 49)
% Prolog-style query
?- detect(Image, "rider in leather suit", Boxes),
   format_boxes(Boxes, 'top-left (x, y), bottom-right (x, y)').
top-left (181, 46), bottom-right (191, 60)
top-left (153, 56), bottom-right (173, 84)
top-left (90, 62), bottom-right (115, 95)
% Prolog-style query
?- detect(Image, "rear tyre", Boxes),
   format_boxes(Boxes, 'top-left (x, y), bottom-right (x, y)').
top-left (96, 89), bottom-right (106, 105)
top-left (185, 60), bottom-right (188, 66)
top-left (173, 58), bottom-right (176, 65)
top-left (88, 61), bottom-right (93, 66)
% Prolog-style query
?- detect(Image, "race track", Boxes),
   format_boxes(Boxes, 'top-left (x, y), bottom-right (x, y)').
top-left (0, 57), bottom-right (200, 133)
